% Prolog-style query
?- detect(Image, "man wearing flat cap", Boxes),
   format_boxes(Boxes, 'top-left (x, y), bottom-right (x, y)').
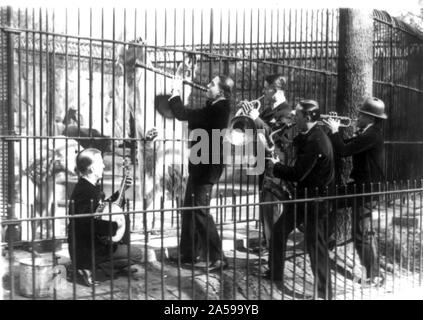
top-left (266, 99), bottom-right (335, 300)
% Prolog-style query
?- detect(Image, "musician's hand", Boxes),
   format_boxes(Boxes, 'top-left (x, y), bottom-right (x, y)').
top-left (124, 176), bottom-right (133, 190)
top-left (322, 118), bottom-right (341, 134)
top-left (249, 108), bottom-right (260, 120)
top-left (266, 156), bottom-right (279, 164)
top-left (239, 100), bottom-right (253, 114)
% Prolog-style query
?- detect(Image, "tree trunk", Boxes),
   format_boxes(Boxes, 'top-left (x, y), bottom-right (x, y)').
top-left (336, 8), bottom-right (374, 185)
top-left (334, 9), bottom-right (374, 244)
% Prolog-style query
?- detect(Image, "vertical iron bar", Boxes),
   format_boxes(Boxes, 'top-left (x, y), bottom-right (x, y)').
top-left (392, 181), bottom-right (396, 293)
top-left (406, 180), bottom-right (411, 281)
top-left (70, 201), bottom-right (77, 300)
top-left (160, 196), bottom-right (165, 300)
top-left (143, 197), bottom-right (148, 300)
top-left (399, 181), bottom-right (403, 293)
top-left (352, 184), bottom-right (357, 300)
top-left (111, 8), bottom-right (116, 216)
top-left (334, 184), bottom-right (338, 299)
top-left (25, 8), bottom-right (30, 242)
top-left (39, 8), bottom-right (44, 240)
top-left (302, 188), bottom-right (307, 300)
top-left (412, 180), bottom-right (417, 287)
top-left (360, 183), bottom-right (364, 300)
top-left (6, 6), bottom-right (16, 297)
top-left (209, 8), bottom-right (213, 81)
top-left (385, 181), bottom-right (389, 295)
top-left (219, 193), bottom-right (224, 300)
top-left (232, 192), bottom-right (237, 299)
top-left (176, 196), bottom-right (181, 299)
top-left (126, 199), bottom-right (132, 300)
top-left (90, 200), bottom-right (96, 300)
top-left (419, 179), bottom-right (422, 286)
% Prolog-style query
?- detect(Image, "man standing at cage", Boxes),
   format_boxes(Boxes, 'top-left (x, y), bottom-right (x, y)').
top-left (67, 148), bottom-right (142, 286)
top-left (240, 74), bottom-right (293, 253)
top-left (323, 97), bottom-right (387, 287)
top-left (266, 99), bottom-right (335, 300)
top-left (167, 75), bottom-right (234, 271)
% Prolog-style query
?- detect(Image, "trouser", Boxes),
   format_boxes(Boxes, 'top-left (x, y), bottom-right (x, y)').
top-left (269, 200), bottom-right (333, 300)
top-left (259, 173), bottom-right (284, 248)
top-left (337, 183), bottom-right (379, 279)
top-left (179, 175), bottom-right (224, 262)
top-left (351, 203), bottom-right (379, 279)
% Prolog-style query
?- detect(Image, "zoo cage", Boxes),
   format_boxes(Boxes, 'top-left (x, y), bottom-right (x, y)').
top-left (0, 7), bottom-right (423, 300)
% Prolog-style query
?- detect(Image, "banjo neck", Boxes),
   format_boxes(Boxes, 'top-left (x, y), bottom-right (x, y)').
top-left (113, 166), bottom-right (129, 207)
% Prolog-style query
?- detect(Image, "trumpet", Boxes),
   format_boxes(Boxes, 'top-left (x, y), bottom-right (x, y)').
top-left (319, 112), bottom-right (355, 127)
top-left (234, 95), bottom-right (265, 116)
top-left (226, 95), bottom-right (265, 146)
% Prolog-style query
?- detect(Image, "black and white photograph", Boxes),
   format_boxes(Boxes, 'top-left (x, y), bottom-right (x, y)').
top-left (1, 0), bottom-right (423, 304)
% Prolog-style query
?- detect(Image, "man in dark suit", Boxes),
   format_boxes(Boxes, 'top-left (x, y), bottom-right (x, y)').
top-left (323, 97), bottom-right (387, 287)
top-left (240, 74), bottom-right (293, 252)
top-left (266, 99), bottom-right (335, 300)
top-left (168, 75), bottom-right (234, 270)
top-left (67, 148), bottom-right (141, 286)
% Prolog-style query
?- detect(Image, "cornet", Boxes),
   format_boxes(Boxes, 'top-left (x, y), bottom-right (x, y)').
top-left (227, 95), bottom-right (265, 146)
top-left (234, 95), bottom-right (265, 116)
top-left (319, 112), bottom-right (355, 127)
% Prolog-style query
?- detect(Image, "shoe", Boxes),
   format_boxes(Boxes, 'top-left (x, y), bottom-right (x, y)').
top-left (207, 259), bottom-right (228, 272)
top-left (359, 275), bottom-right (385, 288)
top-left (77, 269), bottom-right (100, 287)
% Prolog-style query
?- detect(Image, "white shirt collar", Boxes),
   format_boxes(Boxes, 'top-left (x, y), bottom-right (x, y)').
top-left (272, 93), bottom-right (286, 109)
top-left (211, 96), bottom-right (226, 105)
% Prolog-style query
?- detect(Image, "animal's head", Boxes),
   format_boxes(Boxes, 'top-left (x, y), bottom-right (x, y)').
top-left (174, 53), bottom-right (198, 106)
top-left (52, 138), bottom-right (82, 176)
top-left (24, 138), bottom-right (81, 184)
top-left (175, 53), bottom-right (198, 81)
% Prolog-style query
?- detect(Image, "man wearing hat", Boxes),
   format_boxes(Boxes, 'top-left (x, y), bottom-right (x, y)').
top-left (323, 97), bottom-right (387, 287)
top-left (266, 99), bottom-right (335, 300)
top-left (241, 74), bottom-right (294, 253)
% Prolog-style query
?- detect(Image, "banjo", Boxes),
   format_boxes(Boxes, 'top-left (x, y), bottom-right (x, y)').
top-left (97, 162), bottom-right (130, 243)
top-left (97, 127), bottom-right (158, 243)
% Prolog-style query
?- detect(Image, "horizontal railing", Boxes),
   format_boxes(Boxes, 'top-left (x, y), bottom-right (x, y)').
top-left (1, 181), bottom-right (422, 300)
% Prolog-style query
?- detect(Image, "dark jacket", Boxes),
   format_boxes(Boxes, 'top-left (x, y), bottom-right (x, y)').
top-left (254, 101), bottom-right (292, 140)
top-left (329, 125), bottom-right (385, 185)
top-left (168, 96), bottom-right (231, 184)
top-left (273, 125), bottom-right (335, 197)
top-left (254, 101), bottom-right (293, 183)
top-left (67, 178), bottom-right (119, 269)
